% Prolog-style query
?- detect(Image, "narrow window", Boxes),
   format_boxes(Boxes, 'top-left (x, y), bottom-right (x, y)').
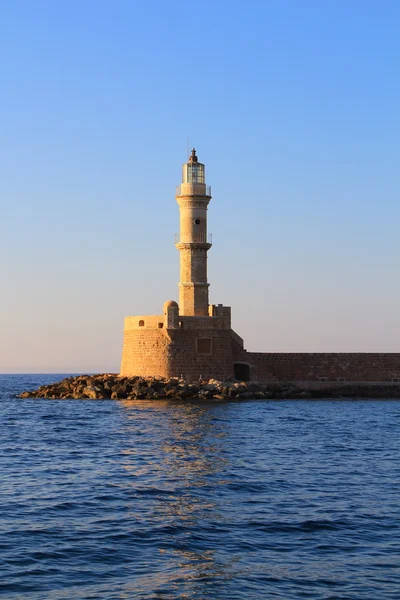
top-left (138, 320), bottom-right (145, 327)
top-left (158, 323), bottom-right (163, 329)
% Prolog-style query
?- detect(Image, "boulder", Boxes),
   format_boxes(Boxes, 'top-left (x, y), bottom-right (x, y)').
top-left (213, 394), bottom-right (229, 401)
top-left (202, 383), bottom-right (220, 392)
top-left (227, 387), bottom-right (239, 398)
top-left (82, 385), bottom-right (105, 399)
top-left (165, 387), bottom-right (179, 398)
top-left (188, 384), bottom-right (200, 394)
top-left (152, 381), bottom-right (167, 394)
top-left (233, 383), bottom-right (247, 393)
top-left (111, 383), bottom-right (129, 398)
top-left (198, 389), bottom-right (215, 398)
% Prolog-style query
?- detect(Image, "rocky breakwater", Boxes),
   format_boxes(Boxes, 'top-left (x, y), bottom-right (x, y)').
top-left (19, 375), bottom-right (400, 400)
top-left (19, 374), bottom-right (312, 401)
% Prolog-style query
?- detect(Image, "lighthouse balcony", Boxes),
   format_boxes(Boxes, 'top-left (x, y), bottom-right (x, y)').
top-left (176, 184), bottom-right (212, 198)
top-left (175, 233), bottom-right (212, 245)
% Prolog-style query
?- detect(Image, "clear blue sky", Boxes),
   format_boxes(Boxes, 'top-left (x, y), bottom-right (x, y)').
top-left (1, 0), bottom-right (399, 373)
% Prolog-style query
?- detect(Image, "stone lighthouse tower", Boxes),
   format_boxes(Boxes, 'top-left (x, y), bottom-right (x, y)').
top-left (120, 148), bottom-right (244, 381)
top-left (175, 149), bottom-right (212, 316)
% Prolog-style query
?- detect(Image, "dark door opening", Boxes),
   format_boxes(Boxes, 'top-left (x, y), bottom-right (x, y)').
top-left (234, 363), bottom-right (250, 381)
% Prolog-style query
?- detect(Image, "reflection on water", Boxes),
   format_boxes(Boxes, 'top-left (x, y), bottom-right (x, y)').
top-left (119, 400), bottom-right (233, 588)
top-left (120, 400), bottom-right (229, 483)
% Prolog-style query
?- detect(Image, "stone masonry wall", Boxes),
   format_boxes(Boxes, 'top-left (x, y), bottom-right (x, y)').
top-left (121, 316), bottom-right (400, 383)
top-left (236, 352), bottom-right (400, 383)
top-left (120, 316), bottom-right (234, 380)
top-left (167, 329), bottom-right (234, 381)
top-left (120, 328), bottom-right (170, 378)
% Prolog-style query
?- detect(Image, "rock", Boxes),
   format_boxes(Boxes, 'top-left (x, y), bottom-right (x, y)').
top-left (227, 387), bottom-right (239, 397)
top-left (164, 387), bottom-right (175, 398)
top-left (213, 394), bottom-right (228, 400)
top-left (73, 385), bottom-right (86, 395)
top-left (180, 390), bottom-right (195, 399)
top-left (152, 381), bottom-right (167, 394)
top-left (202, 383), bottom-right (219, 392)
top-left (18, 373), bottom-right (325, 403)
top-left (293, 390), bottom-right (312, 399)
top-left (133, 388), bottom-right (148, 399)
top-left (82, 385), bottom-right (105, 399)
top-left (111, 384), bottom-right (129, 398)
top-left (247, 382), bottom-right (264, 393)
top-left (238, 391), bottom-right (255, 399)
top-left (233, 382), bottom-right (247, 393)
top-left (198, 389), bottom-right (215, 398)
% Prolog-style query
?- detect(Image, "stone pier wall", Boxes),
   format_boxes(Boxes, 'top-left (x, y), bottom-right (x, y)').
top-left (121, 315), bottom-right (400, 383)
top-left (236, 352), bottom-right (400, 383)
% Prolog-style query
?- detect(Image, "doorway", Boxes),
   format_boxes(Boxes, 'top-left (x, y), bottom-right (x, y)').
top-left (234, 363), bottom-right (250, 381)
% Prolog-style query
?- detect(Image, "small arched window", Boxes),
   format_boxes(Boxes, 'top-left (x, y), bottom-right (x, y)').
top-left (138, 320), bottom-right (145, 327)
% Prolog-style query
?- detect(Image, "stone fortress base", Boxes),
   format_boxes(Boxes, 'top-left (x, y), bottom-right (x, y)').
top-left (120, 300), bottom-right (400, 385)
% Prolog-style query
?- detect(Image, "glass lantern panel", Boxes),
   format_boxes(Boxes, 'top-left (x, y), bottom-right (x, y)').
top-left (182, 163), bottom-right (205, 183)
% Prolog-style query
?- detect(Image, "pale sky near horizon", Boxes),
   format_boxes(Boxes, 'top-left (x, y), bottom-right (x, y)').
top-left (1, 0), bottom-right (400, 373)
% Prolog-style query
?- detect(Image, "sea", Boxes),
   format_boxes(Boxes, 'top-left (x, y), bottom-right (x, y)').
top-left (1, 374), bottom-right (399, 599)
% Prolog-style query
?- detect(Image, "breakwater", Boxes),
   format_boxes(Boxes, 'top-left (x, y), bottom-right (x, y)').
top-left (19, 374), bottom-right (400, 400)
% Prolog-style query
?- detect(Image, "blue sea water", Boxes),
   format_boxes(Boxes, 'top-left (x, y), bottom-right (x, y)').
top-left (1, 375), bottom-right (400, 599)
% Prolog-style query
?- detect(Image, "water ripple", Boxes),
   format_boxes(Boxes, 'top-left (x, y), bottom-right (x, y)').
top-left (1, 375), bottom-right (400, 599)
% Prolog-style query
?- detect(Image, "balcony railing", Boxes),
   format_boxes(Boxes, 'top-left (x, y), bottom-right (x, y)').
top-left (175, 233), bottom-right (212, 245)
top-left (176, 184), bottom-right (212, 197)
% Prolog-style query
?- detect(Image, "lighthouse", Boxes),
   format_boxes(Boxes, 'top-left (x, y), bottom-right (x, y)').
top-left (118, 149), bottom-right (398, 386)
top-left (120, 148), bottom-right (243, 381)
top-left (175, 149), bottom-right (212, 316)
